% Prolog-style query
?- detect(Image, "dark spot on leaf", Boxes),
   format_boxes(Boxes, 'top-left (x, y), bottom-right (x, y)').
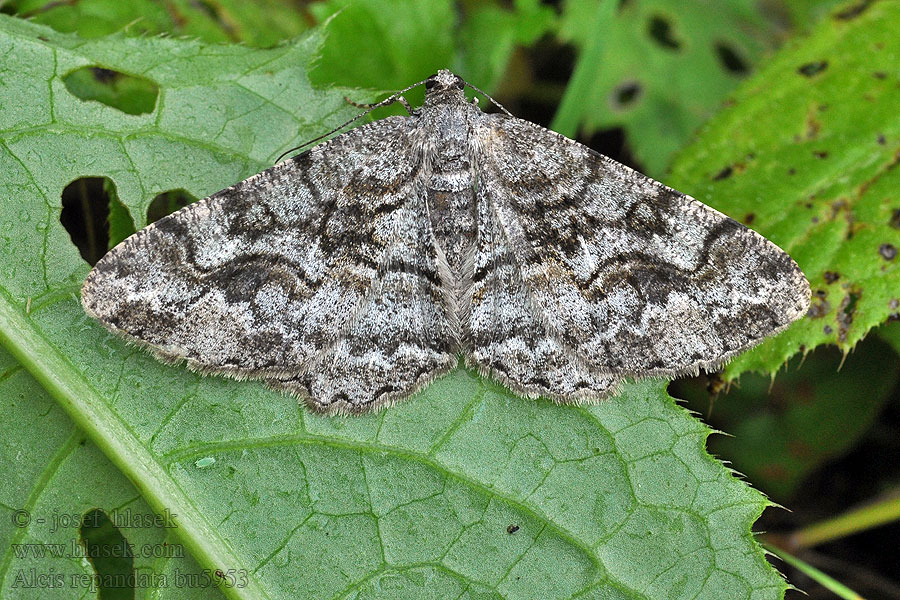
top-left (618, 0), bottom-right (633, 10)
top-left (813, 289), bottom-right (827, 298)
top-left (805, 109), bottom-right (821, 140)
top-left (807, 298), bottom-right (831, 318)
top-left (837, 290), bottom-right (861, 342)
top-left (798, 61), bottom-right (828, 77)
top-left (610, 81), bottom-right (642, 110)
top-left (38, 35), bottom-right (49, 42)
top-left (878, 134), bottom-right (887, 145)
top-left (813, 150), bottom-right (828, 159)
top-left (890, 209), bottom-right (900, 229)
top-left (648, 15), bottom-right (680, 50)
top-left (507, 524), bottom-right (520, 534)
top-left (743, 213), bottom-right (755, 224)
top-left (788, 168), bottom-right (796, 175)
top-left (62, 65), bottom-right (158, 115)
top-left (833, 0), bottom-right (874, 20)
top-left (823, 271), bottom-right (840, 284)
top-left (823, 325), bottom-right (833, 335)
top-left (715, 43), bottom-right (749, 75)
top-left (147, 189), bottom-right (198, 224)
top-left (873, 71), bottom-right (887, 80)
top-left (61, 176), bottom-right (130, 266)
top-left (879, 243), bottom-right (897, 261)
top-left (80, 508), bottom-right (134, 598)
top-left (712, 166), bottom-right (732, 181)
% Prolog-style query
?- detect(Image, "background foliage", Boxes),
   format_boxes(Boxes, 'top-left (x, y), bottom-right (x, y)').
top-left (0, 0), bottom-right (897, 599)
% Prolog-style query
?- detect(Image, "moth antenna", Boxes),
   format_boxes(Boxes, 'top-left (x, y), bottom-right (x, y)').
top-left (464, 81), bottom-right (512, 116)
top-left (274, 77), bottom-right (432, 164)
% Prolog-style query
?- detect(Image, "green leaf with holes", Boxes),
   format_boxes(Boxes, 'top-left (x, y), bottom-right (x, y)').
top-left (6, 0), bottom-right (555, 110)
top-left (554, 0), bottom-right (771, 176)
top-left (666, 0), bottom-right (900, 380)
top-left (0, 15), bottom-right (785, 600)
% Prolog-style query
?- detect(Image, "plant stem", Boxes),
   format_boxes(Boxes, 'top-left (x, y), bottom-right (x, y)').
top-left (790, 493), bottom-right (900, 549)
top-left (764, 543), bottom-right (865, 600)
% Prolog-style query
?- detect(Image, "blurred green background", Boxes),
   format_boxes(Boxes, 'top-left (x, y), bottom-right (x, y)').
top-left (3, 0), bottom-right (898, 597)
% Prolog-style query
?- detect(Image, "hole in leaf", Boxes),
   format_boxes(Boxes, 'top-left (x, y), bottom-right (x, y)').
top-left (79, 508), bottom-right (134, 600)
top-left (63, 66), bottom-right (158, 115)
top-left (147, 189), bottom-right (198, 224)
top-left (586, 127), bottom-right (642, 172)
top-left (609, 81), bottom-right (642, 110)
top-left (648, 16), bottom-right (681, 51)
top-left (715, 43), bottom-right (749, 75)
top-left (61, 177), bottom-right (134, 265)
top-left (528, 35), bottom-right (575, 84)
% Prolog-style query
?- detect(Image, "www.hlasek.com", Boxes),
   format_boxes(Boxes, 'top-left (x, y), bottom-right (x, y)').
top-left (11, 539), bottom-right (184, 560)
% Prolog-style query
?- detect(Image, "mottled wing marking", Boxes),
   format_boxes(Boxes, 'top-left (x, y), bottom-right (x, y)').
top-left (465, 183), bottom-right (621, 402)
top-left (267, 194), bottom-right (459, 414)
top-left (474, 114), bottom-right (810, 377)
top-left (83, 117), bottom-right (456, 411)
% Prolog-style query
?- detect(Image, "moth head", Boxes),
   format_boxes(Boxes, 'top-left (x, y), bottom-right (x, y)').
top-left (424, 70), bottom-right (466, 102)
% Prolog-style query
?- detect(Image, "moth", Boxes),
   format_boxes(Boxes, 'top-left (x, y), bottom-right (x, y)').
top-left (82, 70), bottom-right (811, 414)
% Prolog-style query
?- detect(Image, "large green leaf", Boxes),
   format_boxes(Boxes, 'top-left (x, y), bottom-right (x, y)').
top-left (667, 0), bottom-right (900, 379)
top-left (0, 15), bottom-right (785, 600)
